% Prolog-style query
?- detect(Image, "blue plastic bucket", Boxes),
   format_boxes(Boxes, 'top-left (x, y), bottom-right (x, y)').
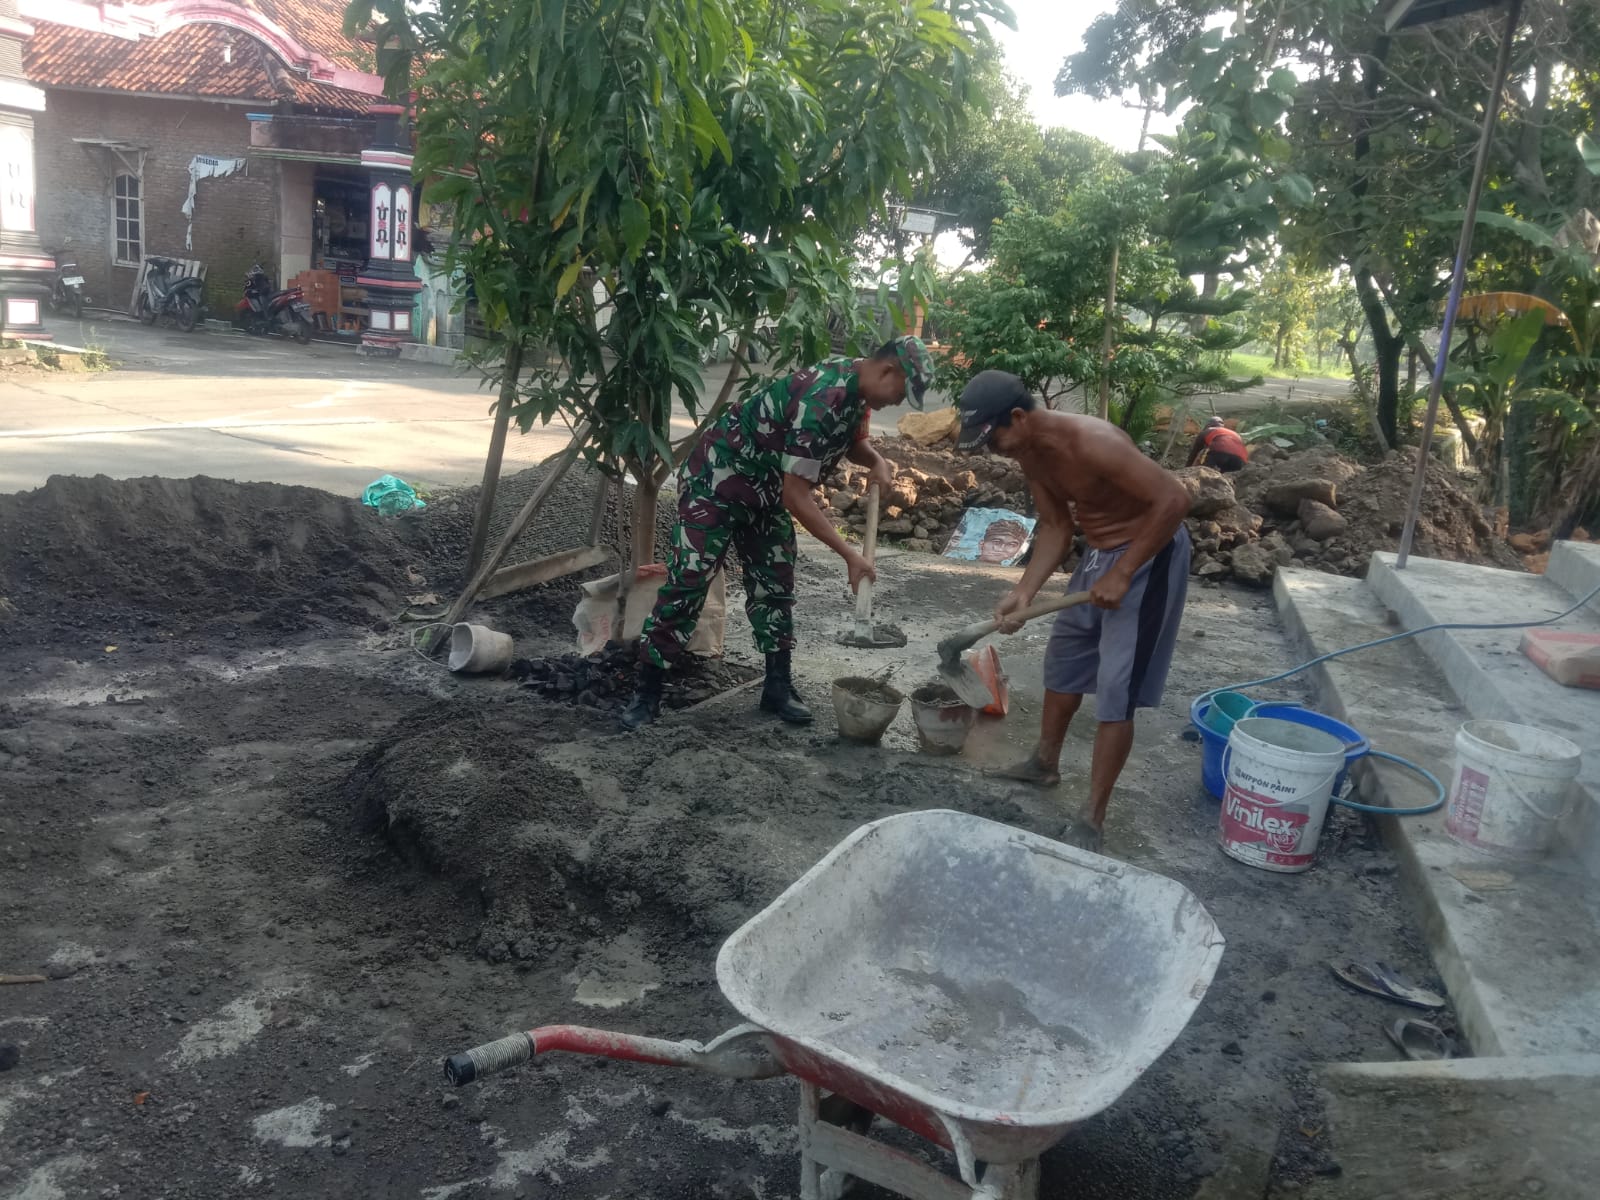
top-left (1190, 694), bottom-right (1232, 800)
top-left (1246, 704), bottom-right (1370, 796)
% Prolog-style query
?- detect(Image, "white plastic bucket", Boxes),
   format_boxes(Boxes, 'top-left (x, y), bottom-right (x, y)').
top-left (1219, 717), bottom-right (1346, 873)
top-left (448, 623), bottom-right (514, 674)
top-left (1446, 720), bottom-right (1581, 859)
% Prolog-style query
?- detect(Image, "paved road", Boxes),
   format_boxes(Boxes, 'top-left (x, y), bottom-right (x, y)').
top-left (1, 318), bottom-right (1350, 496)
top-left (0, 318), bottom-right (722, 497)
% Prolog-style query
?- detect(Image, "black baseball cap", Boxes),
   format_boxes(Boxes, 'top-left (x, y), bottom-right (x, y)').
top-left (957, 370), bottom-right (1032, 451)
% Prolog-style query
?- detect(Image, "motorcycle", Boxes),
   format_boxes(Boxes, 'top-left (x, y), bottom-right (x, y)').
top-left (135, 257), bottom-right (204, 332)
top-left (48, 255), bottom-right (89, 319)
top-left (234, 264), bottom-right (313, 345)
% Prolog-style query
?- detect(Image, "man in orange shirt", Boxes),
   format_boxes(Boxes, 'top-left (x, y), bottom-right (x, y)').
top-left (1186, 416), bottom-right (1249, 473)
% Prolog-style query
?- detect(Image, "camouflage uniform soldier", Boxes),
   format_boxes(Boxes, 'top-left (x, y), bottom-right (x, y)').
top-left (622, 336), bottom-right (934, 731)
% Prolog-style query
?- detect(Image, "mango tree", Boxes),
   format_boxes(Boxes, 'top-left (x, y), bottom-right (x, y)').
top-left (349, 0), bottom-right (1008, 588)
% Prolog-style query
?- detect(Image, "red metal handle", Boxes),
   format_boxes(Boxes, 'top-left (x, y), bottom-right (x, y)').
top-left (444, 1023), bottom-right (783, 1087)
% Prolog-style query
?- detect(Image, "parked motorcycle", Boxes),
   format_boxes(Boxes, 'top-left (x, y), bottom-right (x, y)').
top-left (234, 264), bottom-right (313, 345)
top-left (48, 255), bottom-right (89, 319)
top-left (136, 257), bottom-right (204, 332)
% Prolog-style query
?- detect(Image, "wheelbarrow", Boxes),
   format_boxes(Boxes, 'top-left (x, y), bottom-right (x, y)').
top-left (445, 810), bottom-right (1226, 1200)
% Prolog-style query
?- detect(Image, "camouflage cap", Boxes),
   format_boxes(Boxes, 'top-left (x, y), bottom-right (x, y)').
top-left (891, 335), bottom-right (934, 410)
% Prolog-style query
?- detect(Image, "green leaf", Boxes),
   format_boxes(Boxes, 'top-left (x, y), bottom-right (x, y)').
top-left (1578, 133), bottom-right (1600, 177)
top-left (621, 197), bottom-right (651, 260)
top-left (1484, 308), bottom-right (1546, 389)
top-left (1275, 175), bottom-right (1314, 207)
top-left (1449, 210), bottom-right (1557, 250)
top-left (556, 257), bottom-right (586, 298)
top-left (1266, 68), bottom-right (1298, 99)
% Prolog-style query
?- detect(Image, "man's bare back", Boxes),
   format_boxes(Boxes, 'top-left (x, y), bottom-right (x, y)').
top-left (1007, 410), bottom-right (1187, 549)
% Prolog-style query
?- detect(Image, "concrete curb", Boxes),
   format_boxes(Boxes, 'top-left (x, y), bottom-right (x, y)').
top-left (399, 343), bottom-right (466, 367)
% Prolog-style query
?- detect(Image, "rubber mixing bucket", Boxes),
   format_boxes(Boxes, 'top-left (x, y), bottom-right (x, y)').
top-left (1219, 717), bottom-right (1345, 873)
top-left (831, 677), bottom-right (905, 744)
top-left (448, 623), bottom-right (514, 674)
top-left (909, 684), bottom-right (976, 756)
top-left (1446, 720), bottom-right (1581, 859)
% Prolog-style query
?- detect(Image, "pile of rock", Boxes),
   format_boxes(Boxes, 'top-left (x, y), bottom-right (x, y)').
top-left (821, 442), bottom-right (1031, 554)
top-left (1180, 444), bottom-right (1520, 586)
top-left (819, 437), bottom-right (1521, 588)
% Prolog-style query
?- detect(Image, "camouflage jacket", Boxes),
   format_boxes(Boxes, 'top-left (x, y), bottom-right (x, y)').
top-left (679, 358), bottom-right (868, 512)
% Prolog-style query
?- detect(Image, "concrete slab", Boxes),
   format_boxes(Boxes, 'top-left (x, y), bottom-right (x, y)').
top-left (1548, 540), bottom-right (1600, 617)
top-left (1273, 568), bottom-right (1600, 1060)
top-left (1366, 552), bottom-right (1600, 875)
top-left (1309, 1055), bottom-right (1600, 1200)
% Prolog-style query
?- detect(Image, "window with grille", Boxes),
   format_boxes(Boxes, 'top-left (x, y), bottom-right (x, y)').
top-left (113, 173), bottom-right (142, 266)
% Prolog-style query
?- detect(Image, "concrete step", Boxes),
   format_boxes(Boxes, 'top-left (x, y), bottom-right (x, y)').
top-left (1309, 1055), bottom-right (1600, 1199)
top-left (1366, 552), bottom-right (1600, 876)
top-left (1548, 539), bottom-right (1600, 616)
top-left (1273, 567), bottom-right (1600, 1061)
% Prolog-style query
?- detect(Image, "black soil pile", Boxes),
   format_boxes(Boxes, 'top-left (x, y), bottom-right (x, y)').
top-left (0, 475), bottom-right (420, 641)
top-left (508, 644), bottom-right (759, 711)
top-left (0, 468), bottom-right (686, 648)
top-left (345, 701), bottom-right (1033, 964)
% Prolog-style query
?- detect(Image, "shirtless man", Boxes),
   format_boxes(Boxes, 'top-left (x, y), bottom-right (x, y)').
top-left (956, 370), bottom-right (1192, 851)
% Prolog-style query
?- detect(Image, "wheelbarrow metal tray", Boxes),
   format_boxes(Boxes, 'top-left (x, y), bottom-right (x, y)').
top-left (716, 810), bottom-right (1226, 1165)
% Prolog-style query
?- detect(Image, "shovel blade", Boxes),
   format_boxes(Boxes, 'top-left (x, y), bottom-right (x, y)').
top-left (940, 659), bottom-right (994, 709)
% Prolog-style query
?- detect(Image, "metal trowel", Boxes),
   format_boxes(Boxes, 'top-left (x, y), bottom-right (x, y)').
top-left (837, 484), bottom-right (908, 649)
top-left (935, 591), bottom-right (1092, 707)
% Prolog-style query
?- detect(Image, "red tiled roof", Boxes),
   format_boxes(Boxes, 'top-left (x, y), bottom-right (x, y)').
top-left (234, 0), bottom-right (365, 65)
top-left (24, 1), bottom-right (376, 114)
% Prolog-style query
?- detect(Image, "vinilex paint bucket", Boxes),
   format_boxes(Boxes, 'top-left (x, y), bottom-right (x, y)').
top-left (1218, 717), bottom-right (1346, 873)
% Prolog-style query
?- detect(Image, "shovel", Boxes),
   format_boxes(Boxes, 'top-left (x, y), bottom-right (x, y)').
top-left (836, 484), bottom-right (908, 649)
top-left (936, 591), bottom-right (1092, 708)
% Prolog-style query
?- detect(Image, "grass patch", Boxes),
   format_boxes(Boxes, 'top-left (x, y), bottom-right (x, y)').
top-left (1227, 350), bottom-right (1351, 381)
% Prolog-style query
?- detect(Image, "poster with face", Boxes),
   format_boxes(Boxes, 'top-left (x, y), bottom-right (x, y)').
top-left (941, 507), bottom-right (1036, 567)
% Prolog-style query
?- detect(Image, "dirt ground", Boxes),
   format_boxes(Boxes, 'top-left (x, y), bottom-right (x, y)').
top-left (1, 476), bottom-right (1450, 1200)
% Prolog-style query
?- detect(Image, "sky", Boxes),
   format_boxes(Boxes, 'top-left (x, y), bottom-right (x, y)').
top-left (989, 0), bottom-right (1176, 152)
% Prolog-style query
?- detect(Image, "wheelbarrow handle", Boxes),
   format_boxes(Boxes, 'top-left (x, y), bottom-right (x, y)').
top-left (444, 1023), bottom-right (783, 1087)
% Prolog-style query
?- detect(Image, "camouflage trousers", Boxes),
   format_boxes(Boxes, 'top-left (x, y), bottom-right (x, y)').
top-left (640, 488), bottom-right (797, 669)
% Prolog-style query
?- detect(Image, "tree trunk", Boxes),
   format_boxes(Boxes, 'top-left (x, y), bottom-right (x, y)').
top-left (1355, 268), bottom-right (1403, 446)
top-left (1192, 273), bottom-right (1218, 335)
top-left (1098, 239), bottom-right (1120, 421)
top-left (629, 471), bottom-right (661, 575)
top-left (1514, 57), bottom-right (1552, 201)
top-left (465, 337), bottom-right (525, 577)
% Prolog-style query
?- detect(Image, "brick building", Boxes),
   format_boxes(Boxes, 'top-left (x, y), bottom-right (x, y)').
top-left (21, 0), bottom-right (388, 316)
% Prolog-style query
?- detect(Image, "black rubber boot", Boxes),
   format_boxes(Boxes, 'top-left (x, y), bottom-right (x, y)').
top-left (759, 650), bottom-right (813, 724)
top-left (620, 663), bottom-right (666, 731)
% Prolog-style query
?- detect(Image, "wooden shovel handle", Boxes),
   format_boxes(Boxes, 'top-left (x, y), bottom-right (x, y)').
top-left (956, 591), bottom-right (1092, 642)
top-left (853, 485), bottom-right (881, 625)
top-left (860, 484), bottom-right (881, 564)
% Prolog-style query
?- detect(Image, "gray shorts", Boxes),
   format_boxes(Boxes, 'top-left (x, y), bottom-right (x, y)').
top-left (1045, 527), bottom-right (1191, 720)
